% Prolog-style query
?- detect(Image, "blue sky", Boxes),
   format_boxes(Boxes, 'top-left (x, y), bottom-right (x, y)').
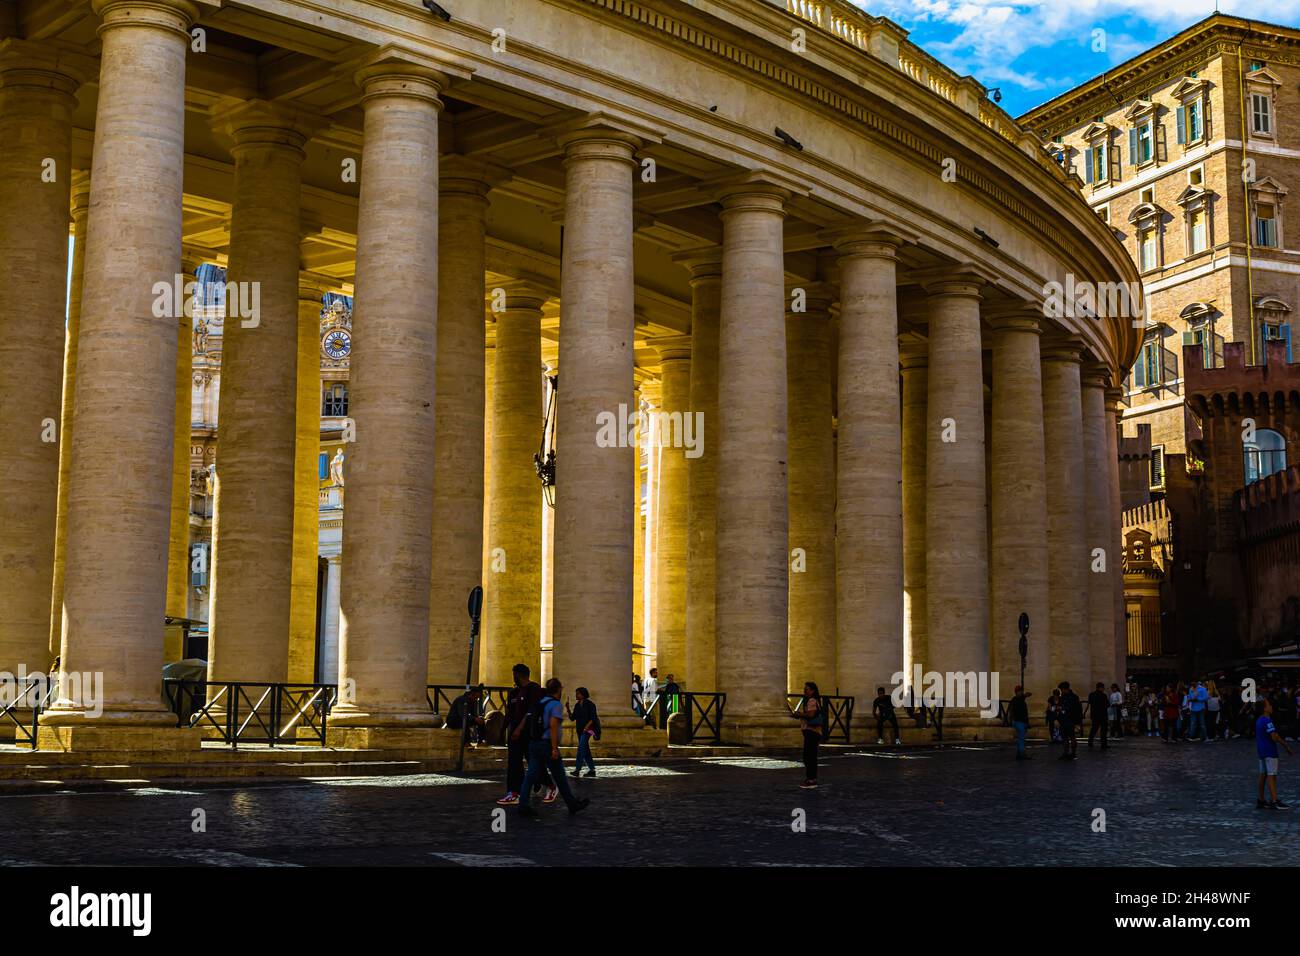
top-left (854, 0), bottom-right (1300, 117)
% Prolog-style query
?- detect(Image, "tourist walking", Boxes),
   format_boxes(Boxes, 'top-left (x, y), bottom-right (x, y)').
top-left (1058, 682), bottom-right (1081, 760)
top-left (1206, 680), bottom-right (1221, 741)
top-left (1161, 684), bottom-right (1180, 742)
top-left (873, 686), bottom-right (901, 745)
top-left (497, 663), bottom-right (555, 807)
top-left (631, 674), bottom-right (643, 718)
top-left (1141, 687), bottom-right (1159, 737)
top-left (1108, 683), bottom-right (1125, 738)
top-left (1010, 685), bottom-right (1032, 760)
top-left (1045, 691), bottom-right (1061, 744)
top-left (796, 681), bottom-right (825, 789)
top-left (519, 678), bottom-right (590, 818)
top-left (566, 686), bottom-right (600, 778)
top-left (1187, 680), bottom-right (1208, 741)
top-left (1256, 697), bottom-right (1293, 811)
top-left (1087, 682), bottom-right (1110, 750)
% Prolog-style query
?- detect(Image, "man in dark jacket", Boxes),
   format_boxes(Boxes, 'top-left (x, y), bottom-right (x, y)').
top-left (1087, 682), bottom-right (1110, 750)
top-left (1058, 681), bottom-right (1082, 760)
top-left (1009, 685), bottom-right (1032, 760)
top-left (496, 664), bottom-right (553, 806)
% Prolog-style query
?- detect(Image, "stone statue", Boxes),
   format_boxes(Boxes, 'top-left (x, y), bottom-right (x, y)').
top-left (204, 464), bottom-right (215, 497)
top-left (193, 317), bottom-right (208, 354)
top-left (330, 448), bottom-right (345, 487)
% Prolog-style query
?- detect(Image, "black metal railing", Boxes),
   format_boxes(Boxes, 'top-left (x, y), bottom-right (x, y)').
top-left (163, 680), bottom-right (336, 747)
top-left (786, 694), bottom-right (855, 742)
top-left (902, 696), bottom-right (943, 740)
top-left (681, 692), bottom-right (725, 743)
top-left (426, 684), bottom-right (512, 718)
top-left (0, 677), bottom-right (51, 749)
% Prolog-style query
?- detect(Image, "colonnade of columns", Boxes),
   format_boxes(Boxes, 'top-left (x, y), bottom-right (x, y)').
top-left (0, 0), bottom-right (1129, 750)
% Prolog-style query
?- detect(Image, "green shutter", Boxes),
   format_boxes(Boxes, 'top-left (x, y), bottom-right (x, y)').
top-left (1176, 105), bottom-right (1186, 144)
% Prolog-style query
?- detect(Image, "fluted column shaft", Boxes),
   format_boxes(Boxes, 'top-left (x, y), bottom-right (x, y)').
top-left (652, 338), bottom-right (691, 682)
top-left (900, 347), bottom-right (928, 683)
top-left (681, 252), bottom-right (722, 691)
top-left (1083, 364), bottom-right (1116, 687)
top-left (48, 173), bottom-right (91, 660)
top-left (207, 104), bottom-right (311, 685)
top-left (835, 235), bottom-right (906, 704)
top-left (334, 63), bottom-right (443, 725)
top-left (924, 277), bottom-right (989, 679)
top-left (428, 163), bottom-right (494, 682)
top-left (1042, 341), bottom-right (1091, 686)
top-left (989, 314), bottom-right (1050, 696)
top-left (484, 286), bottom-right (544, 685)
top-left (716, 184), bottom-right (790, 735)
top-left (786, 287), bottom-right (836, 693)
top-left (0, 45), bottom-right (79, 674)
top-left (53, 0), bottom-right (198, 720)
top-left (287, 273), bottom-right (329, 682)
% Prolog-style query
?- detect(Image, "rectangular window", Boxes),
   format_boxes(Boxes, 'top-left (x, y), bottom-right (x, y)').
top-left (322, 383), bottom-right (349, 417)
top-left (1255, 203), bottom-right (1278, 247)
top-left (1097, 205), bottom-right (1110, 224)
top-left (1150, 446), bottom-right (1166, 490)
top-left (1140, 186), bottom-right (1155, 204)
top-left (1177, 101), bottom-right (1203, 144)
top-left (1188, 165), bottom-right (1203, 187)
top-left (1252, 93), bottom-right (1273, 135)
top-left (1189, 209), bottom-right (1207, 253)
top-left (318, 453), bottom-right (329, 480)
top-left (1129, 121), bottom-right (1154, 164)
top-left (1139, 228), bottom-right (1157, 271)
top-left (1137, 340), bottom-right (1160, 386)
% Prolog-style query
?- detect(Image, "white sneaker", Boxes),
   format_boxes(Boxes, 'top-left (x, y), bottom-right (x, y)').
top-left (876, 737), bottom-right (884, 745)
top-left (894, 738), bottom-right (902, 745)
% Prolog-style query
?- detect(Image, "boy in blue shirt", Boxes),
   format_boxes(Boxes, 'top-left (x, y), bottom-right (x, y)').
top-left (519, 678), bottom-right (590, 818)
top-left (1256, 697), bottom-right (1293, 810)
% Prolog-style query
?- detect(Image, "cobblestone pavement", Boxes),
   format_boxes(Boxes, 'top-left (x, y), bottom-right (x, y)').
top-left (0, 737), bottom-right (1295, 866)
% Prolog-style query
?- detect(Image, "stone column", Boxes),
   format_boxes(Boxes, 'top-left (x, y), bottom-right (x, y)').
top-left (988, 310), bottom-right (1050, 698)
top-left (0, 42), bottom-right (80, 676)
top-left (632, 381), bottom-right (646, 674)
top-left (48, 172), bottom-right (91, 660)
top-left (331, 59), bottom-right (446, 742)
top-left (287, 272), bottom-right (331, 683)
top-left (785, 283), bottom-right (836, 693)
top-left (481, 338), bottom-right (494, 671)
top-left (206, 101), bottom-right (314, 686)
top-left (551, 121), bottom-right (644, 736)
top-left (1105, 386), bottom-right (1127, 685)
top-left (483, 282), bottom-right (545, 686)
top-left (319, 554), bottom-right (342, 684)
top-left (641, 380), bottom-right (662, 662)
top-left (46, 0), bottom-right (201, 742)
top-left (427, 158), bottom-right (499, 683)
top-left (652, 337), bottom-right (691, 683)
top-left (678, 250), bottom-right (722, 691)
top-left (831, 228), bottom-right (909, 706)
top-left (922, 273), bottom-right (990, 689)
top-left (1082, 362), bottom-right (1116, 687)
top-left (900, 344), bottom-right (928, 689)
top-left (1041, 338), bottom-right (1091, 687)
top-left (715, 178), bottom-right (791, 742)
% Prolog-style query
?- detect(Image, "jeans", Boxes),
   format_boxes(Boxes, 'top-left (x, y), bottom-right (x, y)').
top-left (1088, 717), bottom-right (1109, 748)
top-left (520, 739), bottom-right (579, 811)
top-left (1013, 720), bottom-right (1028, 757)
top-left (574, 733), bottom-right (596, 774)
top-left (506, 733), bottom-right (551, 794)
top-left (876, 713), bottom-right (900, 741)
top-left (801, 730), bottom-right (820, 781)
top-left (1188, 710), bottom-right (1206, 740)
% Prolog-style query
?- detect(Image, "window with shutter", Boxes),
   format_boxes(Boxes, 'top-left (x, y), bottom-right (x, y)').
top-left (1150, 447), bottom-right (1166, 489)
top-left (1176, 105), bottom-right (1186, 144)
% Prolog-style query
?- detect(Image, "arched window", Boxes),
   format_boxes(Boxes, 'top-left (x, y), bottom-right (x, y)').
top-left (322, 382), bottom-right (348, 418)
top-left (1245, 428), bottom-right (1287, 485)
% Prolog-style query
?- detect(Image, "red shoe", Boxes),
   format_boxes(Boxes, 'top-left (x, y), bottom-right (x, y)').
top-left (543, 786), bottom-right (559, 804)
top-left (495, 792), bottom-right (519, 806)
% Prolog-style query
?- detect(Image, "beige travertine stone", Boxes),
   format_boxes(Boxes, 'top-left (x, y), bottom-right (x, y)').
top-left (988, 311), bottom-right (1050, 697)
top-left (900, 346), bottom-right (928, 682)
top-left (652, 335), bottom-right (691, 682)
top-left (287, 272), bottom-right (332, 683)
top-left (678, 250), bottom-right (722, 691)
top-left (483, 282), bottom-right (545, 686)
top-left (481, 340), bottom-right (494, 673)
top-left (50, 0), bottom-right (201, 731)
top-left (832, 230), bottom-right (908, 705)
top-left (207, 100), bottom-right (314, 685)
top-left (48, 172), bottom-right (90, 660)
top-left (551, 122), bottom-right (640, 729)
top-left (0, 43), bottom-right (79, 675)
top-left (632, 381), bottom-right (645, 671)
top-left (1082, 363), bottom-right (1116, 687)
top-left (715, 181), bottom-right (791, 739)
top-left (1042, 339), bottom-right (1091, 687)
top-left (428, 159), bottom-right (499, 683)
top-left (1105, 386), bottom-right (1127, 683)
top-left (641, 380), bottom-right (661, 661)
top-left (785, 284), bottom-right (836, 693)
top-left (922, 273), bottom-right (990, 680)
top-left (332, 61), bottom-right (444, 729)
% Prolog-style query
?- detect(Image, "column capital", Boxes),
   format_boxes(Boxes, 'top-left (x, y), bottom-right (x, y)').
top-left (548, 112), bottom-right (662, 162)
top-left (70, 170), bottom-right (93, 217)
top-left (353, 53), bottom-right (454, 107)
top-left (93, 0), bottom-right (209, 40)
top-left (0, 38), bottom-right (86, 96)
top-left (672, 245), bottom-right (723, 281)
top-left (1041, 335), bottom-right (1087, 364)
top-left (899, 344), bottom-right (929, 371)
top-left (651, 334), bottom-right (692, 363)
top-left (1104, 386), bottom-right (1126, 412)
top-left (440, 154), bottom-right (511, 199)
top-left (707, 168), bottom-right (807, 209)
top-left (490, 278), bottom-right (550, 315)
top-left (786, 281), bottom-right (835, 318)
top-left (912, 263), bottom-right (994, 298)
top-left (211, 97), bottom-right (322, 155)
top-left (985, 306), bottom-right (1043, 336)
top-left (298, 271), bottom-right (336, 302)
top-left (180, 245), bottom-right (213, 276)
top-left (821, 219), bottom-right (917, 257)
top-left (1081, 360), bottom-right (1112, 390)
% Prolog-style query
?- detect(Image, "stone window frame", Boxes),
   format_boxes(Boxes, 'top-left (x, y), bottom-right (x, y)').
top-left (1171, 76), bottom-right (1211, 150)
top-left (1150, 444), bottom-right (1166, 491)
top-left (1176, 184), bottom-right (1214, 258)
top-left (1123, 99), bottom-right (1160, 170)
top-left (1131, 323), bottom-right (1178, 392)
top-left (1244, 427), bottom-right (1287, 486)
top-left (1128, 201), bottom-right (1165, 273)
top-left (1245, 67), bottom-right (1281, 141)
top-left (1080, 121), bottom-right (1117, 188)
top-left (1249, 177), bottom-right (1286, 250)
top-left (1255, 295), bottom-right (1293, 362)
top-left (1179, 301), bottom-right (1223, 369)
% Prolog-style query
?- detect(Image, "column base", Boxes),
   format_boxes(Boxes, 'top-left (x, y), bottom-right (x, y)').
top-left (721, 714), bottom-right (803, 748)
top-left (36, 722), bottom-right (201, 754)
top-left (930, 707), bottom-right (1017, 742)
top-left (324, 725), bottom-right (460, 754)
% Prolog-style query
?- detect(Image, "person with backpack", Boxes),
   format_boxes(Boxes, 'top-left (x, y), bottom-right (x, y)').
top-left (518, 678), bottom-right (589, 818)
top-left (566, 686), bottom-right (600, 778)
top-left (497, 663), bottom-right (555, 807)
top-left (796, 681), bottom-right (826, 790)
top-left (873, 686), bottom-right (902, 745)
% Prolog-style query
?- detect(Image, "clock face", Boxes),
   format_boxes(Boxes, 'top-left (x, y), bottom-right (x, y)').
top-left (323, 329), bottom-right (351, 360)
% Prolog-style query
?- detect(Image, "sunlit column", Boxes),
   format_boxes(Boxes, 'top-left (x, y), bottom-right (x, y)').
top-left (1083, 362), bottom-right (1116, 686)
top-left (652, 337), bottom-right (691, 682)
top-left (900, 342), bottom-right (928, 686)
top-left (1105, 385), bottom-right (1127, 684)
